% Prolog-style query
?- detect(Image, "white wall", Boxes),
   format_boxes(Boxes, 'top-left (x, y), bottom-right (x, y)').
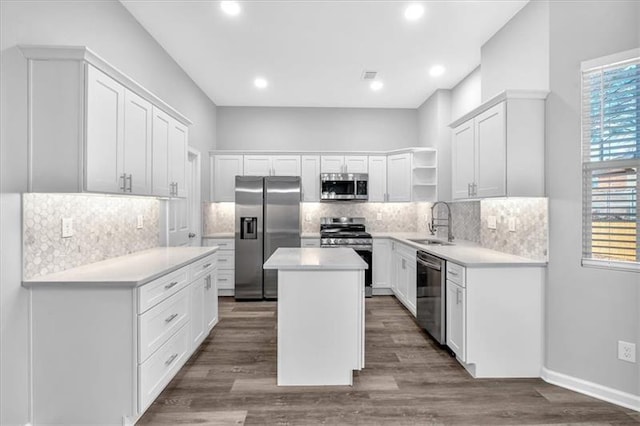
top-left (216, 106), bottom-right (418, 151)
top-left (0, 1), bottom-right (217, 424)
top-left (417, 90), bottom-right (452, 200)
top-left (545, 0), bottom-right (639, 398)
top-left (450, 66), bottom-right (482, 121)
top-left (480, 0), bottom-right (550, 101)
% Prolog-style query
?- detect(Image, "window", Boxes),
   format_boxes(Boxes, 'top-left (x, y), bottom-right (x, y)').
top-left (581, 49), bottom-right (639, 272)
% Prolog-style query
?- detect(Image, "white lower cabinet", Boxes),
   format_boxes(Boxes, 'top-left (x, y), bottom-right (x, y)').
top-left (205, 238), bottom-right (235, 295)
top-left (444, 261), bottom-right (543, 378)
top-left (26, 250), bottom-right (219, 425)
top-left (372, 239), bottom-right (391, 292)
top-left (390, 240), bottom-right (416, 316)
top-left (446, 279), bottom-right (466, 362)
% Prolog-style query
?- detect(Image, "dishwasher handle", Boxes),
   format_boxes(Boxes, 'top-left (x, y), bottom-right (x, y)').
top-left (416, 251), bottom-right (444, 271)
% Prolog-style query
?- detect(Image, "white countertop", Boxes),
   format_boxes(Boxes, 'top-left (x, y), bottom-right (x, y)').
top-left (263, 247), bottom-right (368, 271)
top-left (372, 233), bottom-right (547, 267)
top-left (23, 246), bottom-right (218, 287)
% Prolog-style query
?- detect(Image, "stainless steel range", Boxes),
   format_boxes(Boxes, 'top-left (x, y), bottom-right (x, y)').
top-left (320, 217), bottom-right (373, 297)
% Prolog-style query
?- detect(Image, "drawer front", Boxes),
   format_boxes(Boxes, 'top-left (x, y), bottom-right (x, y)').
top-left (217, 271), bottom-right (234, 290)
top-left (138, 287), bottom-right (190, 363)
top-left (139, 323), bottom-right (190, 412)
top-left (446, 262), bottom-right (466, 287)
top-left (394, 242), bottom-right (416, 262)
top-left (217, 251), bottom-right (234, 270)
top-left (138, 267), bottom-right (190, 313)
top-left (191, 253), bottom-right (217, 281)
top-left (211, 238), bottom-right (234, 250)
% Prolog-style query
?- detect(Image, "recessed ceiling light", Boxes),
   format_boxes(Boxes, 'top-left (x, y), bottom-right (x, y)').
top-left (370, 81), bottom-right (384, 91)
top-left (429, 65), bottom-right (446, 77)
top-left (220, 1), bottom-right (241, 16)
top-left (404, 4), bottom-right (424, 21)
top-left (254, 77), bottom-right (268, 89)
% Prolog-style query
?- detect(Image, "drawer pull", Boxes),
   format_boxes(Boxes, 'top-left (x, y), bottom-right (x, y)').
top-left (203, 263), bottom-right (212, 268)
top-left (219, 278), bottom-right (228, 282)
top-left (218, 258), bottom-right (228, 262)
top-left (449, 271), bottom-right (459, 276)
top-left (165, 313), bottom-right (179, 323)
top-left (164, 281), bottom-right (178, 290)
top-left (165, 353), bottom-right (178, 366)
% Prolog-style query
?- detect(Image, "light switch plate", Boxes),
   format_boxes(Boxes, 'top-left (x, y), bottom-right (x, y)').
top-left (61, 218), bottom-right (74, 238)
top-left (488, 216), bottom-right (497, 230)
top-left (137, 215), bottom-right (144, 229)
top-left (508, 217), bottom-right (516, 232)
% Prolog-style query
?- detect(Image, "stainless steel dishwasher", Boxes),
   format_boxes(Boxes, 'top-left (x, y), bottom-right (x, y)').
top-left (416, 250), bottom-right (446, 345)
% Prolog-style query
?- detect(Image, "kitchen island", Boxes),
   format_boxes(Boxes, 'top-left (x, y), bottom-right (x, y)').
top-left (263, 247), bottom-right (368, 386)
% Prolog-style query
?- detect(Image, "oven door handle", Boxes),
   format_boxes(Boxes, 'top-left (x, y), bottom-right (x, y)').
top-left (416, 257), bottom-right (442, 271)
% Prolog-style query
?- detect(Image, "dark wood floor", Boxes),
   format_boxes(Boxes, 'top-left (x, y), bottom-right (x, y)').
top-left (139, 296), bottom-right (639, 425)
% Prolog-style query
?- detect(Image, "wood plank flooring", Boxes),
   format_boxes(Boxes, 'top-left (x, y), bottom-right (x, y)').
top-left (138, 296), bottom-right (639, 425)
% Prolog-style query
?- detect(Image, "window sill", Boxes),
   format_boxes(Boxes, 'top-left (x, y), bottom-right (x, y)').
top-left (581, 258), bottom-right (640, 273)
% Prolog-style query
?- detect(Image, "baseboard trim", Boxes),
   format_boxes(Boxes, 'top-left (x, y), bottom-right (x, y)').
top-left (541, 367), bottom-right (640, 412)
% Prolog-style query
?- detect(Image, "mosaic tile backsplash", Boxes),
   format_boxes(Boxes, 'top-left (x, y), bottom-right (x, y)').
top-left (203, 198), bottom-right (548, 260)
top-left (480, 198), bottom-right (548, 261)
top-left (23, 193), bottom-right (160, 279)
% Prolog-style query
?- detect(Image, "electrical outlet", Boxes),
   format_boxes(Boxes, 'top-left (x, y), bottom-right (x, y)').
top-left (377, 212), bottom-right (383, 221)
top-left (61, 218), bottom-right (74, 238)
top-left (508, 217), bottom-right (516, 232)
top-left (488, 216), bottom-right (497, 230)
top-left (305, 213), bottom-right (312, 222)
top-left (136, 215), bottom-right (144, 229)
top-left (618, 341), bottom-right (636, 363)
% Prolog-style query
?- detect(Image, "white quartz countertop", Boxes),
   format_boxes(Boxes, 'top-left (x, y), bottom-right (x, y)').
top-left (372, 233), bottom-right (547, 267)
top-left (23, 246), bottom-right (218, 287)
top-left (263, 247), bottom-right (368, 270)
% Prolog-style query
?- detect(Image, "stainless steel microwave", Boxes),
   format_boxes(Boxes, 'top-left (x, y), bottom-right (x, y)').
top-left (320, 173), bottom-right (368, 201)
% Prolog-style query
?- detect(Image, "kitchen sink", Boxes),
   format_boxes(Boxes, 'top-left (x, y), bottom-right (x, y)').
top-left (408, 238), bottom-right (454, 246)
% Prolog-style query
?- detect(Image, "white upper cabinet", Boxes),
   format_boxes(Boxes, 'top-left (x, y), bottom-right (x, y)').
top-left (169, 120), bottom-right (188, 198)
top-left (85, 65), bottom-right (125, 194)
top-left (321, 155), bottom-right (368, 173)
top-left (152, 107), bottom-right (171, 197)
top-left (21, 46), bottom-right (191, 197)
top-left (244, 155), bottom-right (301, 176)
top-left (368, 156), bottom-right (387, 202)
top-left (450, 90), bottom-right (547, 200)
top-left (123, 90), bottom-right (152, 195)
top-left (452, 121), bottom-right (475, 200)
top-left (387, 153), bottom-right (411, 202)
top-left (301, 155), bottom-right (320, 202)
top-left (212, 155), bottom-right (243, 201)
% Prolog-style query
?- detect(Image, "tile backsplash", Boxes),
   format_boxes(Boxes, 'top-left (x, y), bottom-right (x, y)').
top-left (23, 193), bottom-right (160, 279)
top-left (202, 197), bottom-right (548, 261)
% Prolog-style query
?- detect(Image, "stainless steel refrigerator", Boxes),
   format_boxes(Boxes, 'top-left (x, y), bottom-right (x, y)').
top-left (235, 176), bottom-right (301, 300)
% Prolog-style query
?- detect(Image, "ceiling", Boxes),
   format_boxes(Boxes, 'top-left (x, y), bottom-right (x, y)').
top-left (121, 0), bottom-right (528, 108)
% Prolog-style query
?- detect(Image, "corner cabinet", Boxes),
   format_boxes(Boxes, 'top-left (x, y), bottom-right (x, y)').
top-left (387, 149), bottom-right (437, 202)
top-left (21, 45), bottom-right (191, 198)
top-left (450, 90), bottom-right (548, 200)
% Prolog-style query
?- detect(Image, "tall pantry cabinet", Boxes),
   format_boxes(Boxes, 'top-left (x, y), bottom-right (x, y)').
top-left (21, 45), bottom-right (190, 198)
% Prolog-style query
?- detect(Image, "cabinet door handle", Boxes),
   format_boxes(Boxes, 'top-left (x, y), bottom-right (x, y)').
top-left (456, 288), bottom-right (462, 305)
top-left (165, 353), bottom-right (179, 366)
top-left (127, 174), bottom-right (133, 192)
top-left (174, 182), bottom-right (178, 196)
top-left (203, 263), bottom-right (212, 269)
top-left (467, 183), bottom-right (471, 197)
top-left (164, 281), bottom-right (178, 290)
top-left (120, 174), bottom-right (127, 192)
top-left (473, 183), bottom-right (477, 196)
top-left (165, 313), bottom-right (179, 323)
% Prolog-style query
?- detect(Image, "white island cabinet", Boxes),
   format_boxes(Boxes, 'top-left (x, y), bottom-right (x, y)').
top-left (22, 247), bottom-right (219, 425)
top-left (263, 248), bottom-right (367, 386)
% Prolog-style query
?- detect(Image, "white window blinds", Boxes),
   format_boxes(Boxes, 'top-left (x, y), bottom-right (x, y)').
top-left (581, 51), bottom-right (640, 271)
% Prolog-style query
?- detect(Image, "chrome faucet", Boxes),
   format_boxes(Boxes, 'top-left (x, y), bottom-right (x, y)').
top-left (428, 201), bottom-right (454, 242)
